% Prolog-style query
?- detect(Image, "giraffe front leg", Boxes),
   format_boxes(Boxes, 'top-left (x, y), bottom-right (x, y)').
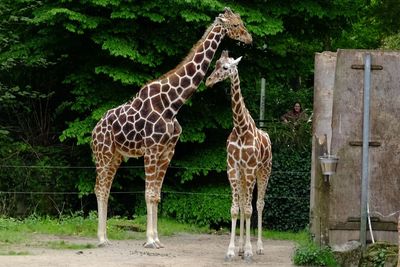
top-left (226, 163), bottom-right (240, 261)
top-left (256, 198), bottom-right (264, 255)
top-left (144, 200), bottom-right (159, 248)
top-left (151, 138), bottom-right (178, 248)
top-left (226, 193), bottom-right (240, 261)
top-left (143, 151), bottom-right (159, 248)
top-left (96, 195), bottom-right (111, 247)
top-left (226, 211), bottom-right (238, 261)
top-left (243, 177), bottom-right (256, 262)
top-left (152, 202), bottom-right (164, 248)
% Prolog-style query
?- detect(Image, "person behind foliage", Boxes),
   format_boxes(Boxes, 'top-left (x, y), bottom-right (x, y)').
top-left (281, 102), bottom-right (308, 124)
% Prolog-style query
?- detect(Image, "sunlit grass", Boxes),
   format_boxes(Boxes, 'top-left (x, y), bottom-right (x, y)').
top-left (263, 229), bottom-right (309, 243)
top-left (0, 213), bottom-right (212, 244)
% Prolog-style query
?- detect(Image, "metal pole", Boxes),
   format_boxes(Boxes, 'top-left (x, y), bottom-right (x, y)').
top-left (360, 53), bottom-right (371, 248)
top-left (259, 78), bottom-right (266, 128)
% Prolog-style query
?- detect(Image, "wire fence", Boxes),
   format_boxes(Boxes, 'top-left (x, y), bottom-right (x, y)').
top-left (0, 190), bottom-right (309, 201)
top-left (0, 164), bottom-right (310, 199)
top-left (0, 164), bottom-right (310, 174)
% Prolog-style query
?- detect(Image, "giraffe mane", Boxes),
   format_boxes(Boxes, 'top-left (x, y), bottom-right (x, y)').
top-left (157, 18), bottom-right (221, 81)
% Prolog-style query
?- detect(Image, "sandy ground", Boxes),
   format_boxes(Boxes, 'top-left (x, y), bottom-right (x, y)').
top-left (0, 233), bottom-right (296, 267)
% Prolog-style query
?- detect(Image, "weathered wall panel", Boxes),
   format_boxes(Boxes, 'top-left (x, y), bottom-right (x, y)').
top-left (311, 49), bottom-right (400, 246)
top-left (310, 52), bottom-right (337, 246)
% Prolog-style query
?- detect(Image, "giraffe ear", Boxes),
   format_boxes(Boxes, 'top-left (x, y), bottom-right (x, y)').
top-left (224, 7), bottom-right (233, 15)
top-left (216, 15), bottom-right (227, 23)
top-left (232, 56), bottom-right (242, 66)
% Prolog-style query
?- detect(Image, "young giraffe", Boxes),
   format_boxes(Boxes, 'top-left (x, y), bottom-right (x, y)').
top-left (91, 8), bottom-right (252, 248)
top-left (206, 51), bottom-right (272, 261)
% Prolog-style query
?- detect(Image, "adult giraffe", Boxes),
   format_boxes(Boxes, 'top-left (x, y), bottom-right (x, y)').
top-left (205, 51), bottom-right (272, 261)
top-left (91, 8), bottom-right (252, 248)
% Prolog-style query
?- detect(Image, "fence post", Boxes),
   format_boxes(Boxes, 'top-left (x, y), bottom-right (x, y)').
top-left (259, 78), bottom-right (266, 128)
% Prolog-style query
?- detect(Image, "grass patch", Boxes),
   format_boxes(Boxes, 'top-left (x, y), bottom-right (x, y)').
top-left (0, 251), bottom-right (30, 256)
top-left (0, 212), bottom-right (212, 246)
top-left (0, 212), bottom-right (307, 261)
top-left (264, 229), bottom-right (309, 243)
top-left (43, 240), bottom-right (95, 250)
top-left (0, 217), bottom-right (29, 245)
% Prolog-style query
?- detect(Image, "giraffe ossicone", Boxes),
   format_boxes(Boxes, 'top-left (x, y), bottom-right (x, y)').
top-left (206, 50), bottom-right (272, 261)
top-left (91, 8), bottom-right (252, 249)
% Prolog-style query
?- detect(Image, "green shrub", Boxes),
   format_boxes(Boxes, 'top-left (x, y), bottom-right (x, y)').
top-left (360, 242), bottom-right (398, 267)
top-left (134, 185), bottom-right (231, 227)
top-left (293, 242), bottom-right (337, 266)
top-left (264, 147), bottom-right (311, 231)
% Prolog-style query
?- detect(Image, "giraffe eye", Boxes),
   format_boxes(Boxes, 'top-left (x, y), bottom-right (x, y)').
top-left (223, 65), bottom-right (228, 70)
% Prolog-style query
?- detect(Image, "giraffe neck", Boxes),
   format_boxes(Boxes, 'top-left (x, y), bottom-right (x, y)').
top-left (161, 23), bottom-right (226, 115)
top-left (230, 71), bottom-right (254, 134)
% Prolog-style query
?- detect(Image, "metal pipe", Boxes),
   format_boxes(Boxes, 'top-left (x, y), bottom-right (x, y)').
top-left (360, 53), bottom-right (371, 248)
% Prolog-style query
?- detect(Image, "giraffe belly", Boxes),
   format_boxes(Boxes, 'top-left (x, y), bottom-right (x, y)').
top-left (116, 147), bottom-right (145, 159)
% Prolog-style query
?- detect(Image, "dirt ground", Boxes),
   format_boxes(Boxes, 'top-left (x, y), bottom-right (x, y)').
top-left (1, 233), bottom-right (296, 267)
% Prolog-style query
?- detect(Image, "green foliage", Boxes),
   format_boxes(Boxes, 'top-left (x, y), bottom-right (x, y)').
top-left (264, 147), bottom-right (311, 231)
top-left (173, 144), bottom-right (227, 183)
top-left (382, 33), bottom-right (400, 49)
top-left (371, 248), bottom-right (387, 267)
top-left (32, 7), bottom-right (101, 34)
top-left (0, 136), bottom-right (92, 216)
top-left (293, 244), bottom-right (338, 266)
top-left (293, 232), bottom-right (338, 266)
top-left (60, 116), bottom-right (96, 145)
top-left (360, 242), bottom-right (399, 267)
top-left (134, 186), bottom-right (231, 227)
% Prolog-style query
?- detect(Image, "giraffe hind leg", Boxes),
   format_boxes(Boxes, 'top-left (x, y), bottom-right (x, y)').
top-left (94, 153), bottom-right (122, 247)
top-left (151, 147), bottom-right (176, 249)
top-left (150, 132), bottom-right (180, 249)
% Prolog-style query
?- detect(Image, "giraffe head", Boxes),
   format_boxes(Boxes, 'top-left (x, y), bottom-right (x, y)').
top-left (217, 7), bottom-right (252, 44)
top-left (205, 50), bottom-right (242, 87)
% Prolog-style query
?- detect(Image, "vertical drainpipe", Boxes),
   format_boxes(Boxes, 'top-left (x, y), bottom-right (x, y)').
top-left (360, 53), bottom-right (371, 248)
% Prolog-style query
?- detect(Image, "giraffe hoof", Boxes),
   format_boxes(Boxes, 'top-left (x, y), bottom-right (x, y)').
top-left (155, 240), bottom-right (164, 248)
top-left (242, 252), bottom-right (253, 263)
top-left (243, 254), bottom-right (253, 263)
top-left (225, 254), bottom-right (235, 262)
top-left (256, 248), bottom-right (264, 255)
top-left (97, 239), bottom-right (112, 247)
top-left (143, 241), bottom-right (159, 249)
top-left (238, 249), bottom-right (244, 256)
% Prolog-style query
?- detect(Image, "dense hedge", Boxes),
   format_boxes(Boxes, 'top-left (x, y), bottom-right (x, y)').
top-left (264, 148), bottom-right (311, 231)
